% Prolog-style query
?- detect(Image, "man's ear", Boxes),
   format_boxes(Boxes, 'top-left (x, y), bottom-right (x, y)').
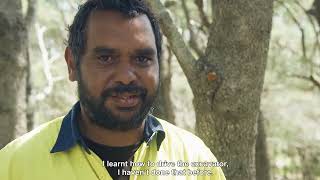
top-left (65, 47), bottom-right (77, 81)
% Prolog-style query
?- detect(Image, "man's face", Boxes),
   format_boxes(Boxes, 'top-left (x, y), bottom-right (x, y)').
top-left (71, 10), bottom-right (159, 131)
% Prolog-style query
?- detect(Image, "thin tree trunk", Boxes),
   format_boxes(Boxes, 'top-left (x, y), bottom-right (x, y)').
top-left (255, 111), bottom-right (271, 180)
top-left (26, 48), bottom-right (34, 131)
top-left (25, 0), bottom-right (36, 132)
top-left (0, 0), bottom-right (28, 148)
top-left (153, 47), bottom-right (175, 124)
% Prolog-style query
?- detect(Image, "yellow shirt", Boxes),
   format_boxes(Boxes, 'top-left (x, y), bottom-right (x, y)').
top-left (0, 116), bottom-right (226, 180)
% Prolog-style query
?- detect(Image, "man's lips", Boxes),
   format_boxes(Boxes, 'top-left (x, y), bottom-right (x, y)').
top-left (110, 93), bottom-right (141, 108)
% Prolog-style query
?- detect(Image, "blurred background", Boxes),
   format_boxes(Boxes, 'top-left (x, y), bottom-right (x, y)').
top-left (0, 0), bottom-right (319, 179)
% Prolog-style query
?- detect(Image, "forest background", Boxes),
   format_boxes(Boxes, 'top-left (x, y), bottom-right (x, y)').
top-left (0, 0), bottom-right (319, 180)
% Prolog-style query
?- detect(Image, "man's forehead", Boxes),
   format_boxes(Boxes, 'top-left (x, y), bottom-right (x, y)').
top-left (85, 10), bottom-right (156, 52)
top-left (88, 10), bottom-right (152, 31)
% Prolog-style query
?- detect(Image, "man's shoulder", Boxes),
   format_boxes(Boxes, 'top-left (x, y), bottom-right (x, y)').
top-left (0, 117), bottom-right (63, 157)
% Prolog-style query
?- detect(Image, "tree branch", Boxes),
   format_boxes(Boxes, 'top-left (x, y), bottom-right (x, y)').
top-left (310, 75), bottom-right (320, 90)
top-left (277, 0), bottom-right (307, 59)
top-left (294, 0), bottom-right (320, 61)
top-left (289, 74), bottom-right (320, 90)
top-left (146, 0), bottom-right (198, 86)
top-left (307, 0), bottom-right (320, 26)
top-left (194, 0), bottom-right (210, 29)
top-left (278, 0), bottom-right (319, 75)
top-left (181, 0), bottom-right (204, 57)
top-left (25, 0), bottom-right (36, 30)
top-left (34, 23), bottom-right (63, 101)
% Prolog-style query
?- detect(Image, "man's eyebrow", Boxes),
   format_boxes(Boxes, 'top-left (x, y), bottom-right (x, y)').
top-left (93, 46), bottom-right (119, 54)
top-left (134, 48), bottom-right (156, 56)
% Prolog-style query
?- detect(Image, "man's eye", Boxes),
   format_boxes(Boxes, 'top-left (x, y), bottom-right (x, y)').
top-left (97, 55), bottom-right (113, 64)
top-left (136, 56), bottom-right (152, 65)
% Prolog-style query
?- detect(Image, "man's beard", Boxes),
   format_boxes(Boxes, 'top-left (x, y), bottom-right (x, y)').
top-left (77, 76), bottom-right (158, 131)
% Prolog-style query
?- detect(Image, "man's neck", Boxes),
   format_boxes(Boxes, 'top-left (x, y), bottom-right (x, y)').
top-left (78, 109), bottom-right (145, 147)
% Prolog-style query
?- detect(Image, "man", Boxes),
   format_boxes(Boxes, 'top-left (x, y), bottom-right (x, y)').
top-left (0, 0), bottom-right (226, 179)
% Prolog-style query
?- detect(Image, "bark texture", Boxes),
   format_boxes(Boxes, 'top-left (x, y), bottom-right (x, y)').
top-left (194, 1), bottom-right (273, 179)
top-left (147, 0), bottom-right (273, 179)
top-left (255, 111), bottom-right (271, 180)
top-left (0, 0), bottom-right (28, 148)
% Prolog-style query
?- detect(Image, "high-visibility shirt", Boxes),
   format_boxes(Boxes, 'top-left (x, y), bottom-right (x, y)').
top-left (0, 103), bottom-right (226, 180)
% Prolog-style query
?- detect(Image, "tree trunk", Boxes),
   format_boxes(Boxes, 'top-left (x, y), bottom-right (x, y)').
top-left (255, 111), bottom-right (271, 180)
top-left (153, 48), bottom-right (175, 124)
top-left (194, 1), bottom-right (273, 179)
top-left (0, 0), bottom-right (28, 148)
top-left (147, 0), bottom-right (273, 179)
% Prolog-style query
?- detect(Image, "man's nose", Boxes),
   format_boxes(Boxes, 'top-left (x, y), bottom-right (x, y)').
top-left (114, 64), bottom-right (137, 85)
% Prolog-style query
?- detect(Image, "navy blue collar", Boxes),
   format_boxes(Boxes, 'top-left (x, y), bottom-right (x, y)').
top-left (50, 101), bottom-right (165, 153)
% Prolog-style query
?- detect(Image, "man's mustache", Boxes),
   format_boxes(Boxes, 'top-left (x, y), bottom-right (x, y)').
top-left (101, 84), bottom-right (147, 99)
